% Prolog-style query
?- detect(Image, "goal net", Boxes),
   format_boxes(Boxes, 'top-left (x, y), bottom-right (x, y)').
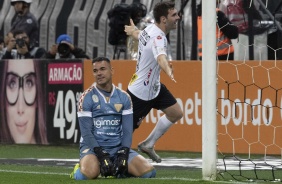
top-left (211, 0), bottom-right (282, 182)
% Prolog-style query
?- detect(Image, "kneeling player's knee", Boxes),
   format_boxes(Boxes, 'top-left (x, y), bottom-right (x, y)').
top-left (140, 168), bottom-right (156, 178)
top-left (80, 166), bottom-right (99, 179)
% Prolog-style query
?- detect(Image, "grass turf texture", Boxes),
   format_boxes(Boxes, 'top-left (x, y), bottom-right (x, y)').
top-left (0, 144), bottom-right (200, 159)
top-left (0, 144), bottom-right (253, 184)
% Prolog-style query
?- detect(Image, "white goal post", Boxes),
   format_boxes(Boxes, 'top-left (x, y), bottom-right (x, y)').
top-left (202, 0), bottom-right (217, 181)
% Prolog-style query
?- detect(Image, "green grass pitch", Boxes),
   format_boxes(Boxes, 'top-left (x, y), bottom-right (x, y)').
top-left (0, 144), bottom-right (249, 184)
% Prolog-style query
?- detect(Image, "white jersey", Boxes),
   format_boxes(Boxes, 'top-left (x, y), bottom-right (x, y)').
top-left (128, 24), bottom-right (167, 101)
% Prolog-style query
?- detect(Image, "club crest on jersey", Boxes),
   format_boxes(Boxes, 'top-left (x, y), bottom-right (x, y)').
top-left (114, 104), bottom-right (123, 112)
top-left (92, 95), bottom-right (99, 103)
top-left (157, 35), bottom-right (162, 39)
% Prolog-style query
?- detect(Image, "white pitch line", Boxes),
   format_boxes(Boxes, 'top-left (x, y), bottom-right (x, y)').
top-left (0, 169), bottom-right (69, 176)
top-left (0, 169), bottom-right (250, 183)
top-left (152, 178), bottom-right (251, 184)
top-left (0, 169), bottom-right (195, 181)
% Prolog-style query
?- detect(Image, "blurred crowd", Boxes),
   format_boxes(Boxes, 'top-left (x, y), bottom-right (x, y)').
top-left (0, 0), bottom-right (90, 60)
top-left (1, 0), bottom-right (282, 61)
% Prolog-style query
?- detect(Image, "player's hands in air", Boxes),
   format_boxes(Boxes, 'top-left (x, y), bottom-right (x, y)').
top-left (124, 19), bottom-right (136, 36)
top-left (169, 63), bottom-right (177, 83)
top-left (94, 147), bottom-right (114, 177)
top-left (113, 147), bottom-right (129, 178)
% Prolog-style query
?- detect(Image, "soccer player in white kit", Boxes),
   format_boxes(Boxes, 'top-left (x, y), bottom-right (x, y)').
top-left (124, 1), bottom-right (183, 163)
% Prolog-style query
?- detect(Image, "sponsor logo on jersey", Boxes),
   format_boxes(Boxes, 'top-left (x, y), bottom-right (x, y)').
top-left (93, 118), bottom-right (120, 128)
top-left (140, 30), bottom-right (150, 46)
top-left (157, 35), bottom-right (162, 40)
top-left (141, 30), bottom-right (150, 40)
top-left (164, 39), bottom-right (167, 47)
top-left (153, 83), bottom-right (159, 92)
top-left (140, 35), bottom-right (147, 46)
top-left (114, 104), bottom-right (123, 112)
top-left (97, 131), bottom-right (118, 136)
top-left (144, 68), bottom-right (152, 86)
top-left (129, 73), bottom-right (138, 85)
top-left (92, 95), bottom-right (99, 103)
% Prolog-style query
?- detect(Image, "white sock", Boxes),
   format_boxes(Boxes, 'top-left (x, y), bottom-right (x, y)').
top-left (144, 115), bottom-right (174, 148)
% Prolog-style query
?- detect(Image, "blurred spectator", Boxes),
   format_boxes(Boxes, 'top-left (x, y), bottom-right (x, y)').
top-left (10, 0), bottom-right (39, 47)
top-left (0, 32), bottom-right (14, 60)
top-left (0, 36), bottom-right (4, 59)
top-left (197, 1), bottom-right (239, 60)
top-left (4, 32), bottom-right (14, 46)
top-left (265, 0), bottom-right (282, 60)
top-left (2, 29), bottom-right (46, 59)
top-left (43, 34), bottom-right (90, 59)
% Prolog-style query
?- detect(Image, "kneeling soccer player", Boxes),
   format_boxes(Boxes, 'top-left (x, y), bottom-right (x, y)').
top-left (70, 57), bottom-right (156, 179)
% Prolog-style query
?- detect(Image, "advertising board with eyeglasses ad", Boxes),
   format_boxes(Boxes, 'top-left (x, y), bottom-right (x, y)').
top-left (0, 59), bottom-right (83, 144)
top-left (0, 59), bottom-right (48, 144)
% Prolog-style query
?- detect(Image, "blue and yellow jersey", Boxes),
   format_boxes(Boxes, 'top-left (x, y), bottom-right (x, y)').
top-left (77, 83), bottom-right (133, 149)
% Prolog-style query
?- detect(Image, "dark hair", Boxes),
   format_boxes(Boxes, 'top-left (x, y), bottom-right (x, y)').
top-left (153, 1), bottom-right (175, 23)
top-left (11, 1), bottom-right (30, 8)
top-left (92, 57), bottom-right (111, 64)
top-left (13, 29), bottom-right (27, 38)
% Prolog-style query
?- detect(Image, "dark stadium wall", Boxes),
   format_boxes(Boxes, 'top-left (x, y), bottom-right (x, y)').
top-left (0, 0), bottom-right (187, 59)
top-left (0, 0), bottom-right (118, 59)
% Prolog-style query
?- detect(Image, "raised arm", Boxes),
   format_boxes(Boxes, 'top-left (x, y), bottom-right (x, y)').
top-left (124, 19), bottom-right (140, 40)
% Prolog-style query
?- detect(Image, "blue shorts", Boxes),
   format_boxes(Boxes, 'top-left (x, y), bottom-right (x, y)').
top-left (79, 144), bottom-right (139, 164)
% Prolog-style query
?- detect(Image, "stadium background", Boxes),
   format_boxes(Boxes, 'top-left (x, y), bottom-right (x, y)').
top-left (0, 0), bottom-right (192, 60)
top-left (0, 0), bottom-right (282, 154)
top-left (1, 0), bottom-right (281, 61)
